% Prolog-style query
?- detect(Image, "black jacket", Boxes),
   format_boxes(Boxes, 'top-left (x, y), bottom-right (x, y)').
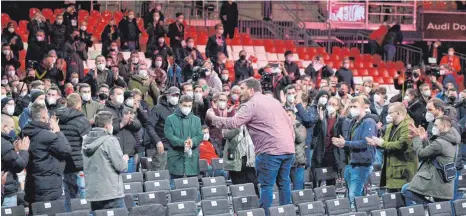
top-left (36, 65), bottom-right (65, 86)
top-left (144, 9), bottom-right (165, 27)
top-left (167, 22), bottom-right (184, 49)
top-left (82, 69), bottom-right (127, 96)
top-left (146, 43), bottom-right (174, 63)
top-left (118, 17), bottom-right (141, 50)
top-left (100, 101), bottom-right (141, 156)
top-left (101, 25), bottom-right (120, 57)
top-left (370, 103), bottom-right (389, 125)
top-left (177, 47), bottom-right (204, 67)
top-left (78, 30), bottom-right (93, 49)
top-left (63, 11), bottom-right (78, 32)
top-left (49, 23), bottom-right (68, 49)
top-left (206, 35), bottom-right (228, 60)
top-left (336, 67), bottom-right (354, 90)
top-left (305, 64), bottom-right (334, 83)
top-left (1, 135), bottom-right (28, 197)
top-left (144, 95), bottom-right (177, 149)
top-left (407, 98), bottom-right (428, 129)
top-left (56, 107), bottom-right (91, 173)
top-left (234, 59), bottom-right (254, 81)
top-left (27, 20), bottom-right (49, 43)
top-left (220, 2), bottom-right (238, 26)
top-left (312, 115), bottom-right (346, 170)
top-left (63, 39), bottom-right (87, 79)
top-left (22, 120), bottom-right (71, 203)
top-left (1, 54), bottom-right (21, 71)
top-left (284, 61), bottom-right (300, 81)
top-left (1, 29), bottom-right (24, 59)
top-left (146, 22), bottom-right (167, 46)
top-left (26, 40), bottom-right (51, 64)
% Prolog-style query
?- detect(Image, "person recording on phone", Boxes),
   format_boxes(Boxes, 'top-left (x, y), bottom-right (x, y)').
top-left (304, 55), bottom-right (333, 84)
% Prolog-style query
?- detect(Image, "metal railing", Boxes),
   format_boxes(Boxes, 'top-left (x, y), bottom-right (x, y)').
top-left (394, 44), bottom-right (423, 65)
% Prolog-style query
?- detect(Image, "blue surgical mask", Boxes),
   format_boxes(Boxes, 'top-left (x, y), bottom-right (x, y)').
top-left (7, 128), bottom-right (16, 141)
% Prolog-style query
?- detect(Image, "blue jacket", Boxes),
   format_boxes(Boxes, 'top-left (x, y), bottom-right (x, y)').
top-left (296, 103), bottom-right (319, 149)
top-left (19, 107), bottom-right (31, 131)
top-left (442, 74), bottom-right (458, 90)
top-left (167, 65), bottom-right (183, 85)
top-left (345, 114), bottom-right (377, 165)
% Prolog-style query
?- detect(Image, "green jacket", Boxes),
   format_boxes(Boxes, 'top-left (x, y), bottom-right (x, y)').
top-left (164, 108), bottom-right (203, 176)
top-left (82, 100), bottom-right (104, 120)
top-left (408, 128), bottom-right (461, 200)
top-left (128, 74), bottom-right (160, 108)
top-left (380, 117), bottom-right (417, 189)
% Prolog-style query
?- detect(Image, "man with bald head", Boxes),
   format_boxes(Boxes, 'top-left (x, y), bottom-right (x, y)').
top-left (1, 114), bottom-right (29, 207)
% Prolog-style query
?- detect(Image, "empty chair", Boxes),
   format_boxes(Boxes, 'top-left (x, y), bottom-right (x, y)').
top-left (199, 159), bottom-right (209, 176)
top-left (355, 195), bottom-right (380, 213)
top-left (124, 194), bottom-right (135, 209)
top-left (339, 213), bottom-right (367, 216)
top-left (371, 208), bottom-right (397, 216)
top-left (138, 191), bottom-right (168, 206)
top-left (123, 172), bottom-right (144, 183)
top-left (70, 198), bottom-right (91, 212)
top-left (231, 183), bottom-right (256, 197)
top-left (31, 200), bottom-right (66, 216)
top-left (298, 201), bottom-right (325, 216)
top-left (427, 201), bottom-right (452, 216)
top-left (202, 176), bottom-right (226, 187)
top-left (2, 205), bottom-right (26, 216)
top-left (144, 170), bottom-right (170, 181)
top-left (124, 182), bottom-right (143, 194)
top-left (201, 185), bottom-right (229, 201)
top-left (94, 208), bottom-right (129, 216)
top-left (271, 192), bottom-right (279, 207)
top-left (314, 185), bottom-right (336, 201)
top-left (211, 158), bottom-right (224, 176)
top-left (454, 199), bottom-right (466, 216)
top-left (170, 188), bottom-right (198, 203)
top-left (237, 208), bottom-right (266, 216)
top-left (232, 195), bottom-right (260, 212)
top-left (56, 211), bottom-right (90, 216)
top-left (201, 199), bottom-right (231, 215)
top-left (139, 157), bottom-right (153, 171)
top-left (167, 201), bottom-right (197, 216)
top-left (174, 177), bottom-right (199, 189)
top-left (291, 189), bottom-right (315, 205)
top-left (129, 204), bottom-right (166, 216)
top-left (382, 192), bottom-right (405, 209)
top-left (268, 204), bottom-right (295, 216)
top-left (398, 205), bottom-right (425, 216)
top-left (367, 171), bottom-right (382, 194)
top-left (325, 198), bottom-right (351, 216)
top-left (313, 167), bottom-right (338, 186)
top-left (144, 180), bottom-right (171, 192)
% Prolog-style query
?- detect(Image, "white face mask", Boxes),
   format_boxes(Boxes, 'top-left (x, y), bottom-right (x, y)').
top-left (47, 97), bottom-right (57, 105)
top-left (80, 26), bottom-right (87, 31)
top-left (5, 105), bottom-right (15, 116)
top-left (194, 93), bottom-right (203, 101)
top-left (221, 74), bottom-right (229, 80)
top-left (56, 20), bottom-right (63, 25)
top-left (448, 51), bottom-right (454, 56)
top-left (139, 70), bottom-right (148, 77)
top-left (439, 70), bottom-right (446, 76)
top-left (205, 71), bottom-right (211, 76)
top-left (231, 94), bottom-right (239, 101)
top-left (286, 95), bottom-right (295, 103)
top-left (425, 112), bottom-right (435, 122)
top-left (36, 36), bottom-right (44, 41)
top-left (422, 90), bottom-right (431, 97)
top-left (386, 115), bottom-right (393, 123)
top-left (115, 94), bottom-right (124, 104)
top-left (365, 86), bottom-right (372, 93)
top-left (1, 80), bottom-right (8, 85)
top-left (286, 56), bottom-right (293, 62)
top-left (365, 108), bottom-right (371, 113)
top-left (403, 95), bottom-right (411, 101)
top-left (203, 133), bottom-right (210, 141)
top-left (8, 28), bottom-right (14, 33)
top-left (7, 70), bottom-right (15, 77)
top-left (318, 97), bottom-right (328, 105)
top-left (81, 93), bottom-right (91, 102)
top-left (180, 106), bottom-right (192, 115)
top-left (128, 15), bottom-right (135, 20)
top-left (187, 43), bottom-right (194, 48)
top-left (350, 108), bottom-right (360, 117)
top-left (374, 94), bottom-right (382, 104)
top-left (432, 126), bottom-right (440, 136)
top-left (155, 61), bottom-right (162, 67)
top-left (111, 47), bottom-right (118, 52)
top-left (106, 125), bottom-right (114, 135)
top-left (326, 105), bottom-right (336, 115)
top-left (343, 63), bottom-right (350, 69)
top-left (71, 78), bottom-right (79, 85)
top-left (168, 96), bottom-right (179, 106)
top-left (186, 91), bottom-right (193, 98)
top-left (132, 58), bottom-right (139, 64)
top-left (97, 64), bottom-right (106, 71)
top-left (125, 98), bottom-right (134, 107)
top-left (20, 91), bottom-right (27, 97)
top-left (217, 101), bottom-right (227, 110)
top-left (3, 50), bottom-right (10, 56)
top-left (36, 99), bottom-right (46, 105)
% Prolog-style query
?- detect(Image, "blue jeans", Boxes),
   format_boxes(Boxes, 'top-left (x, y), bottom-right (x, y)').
top-left (2, 195), bottom-right (17, 207)
top-left (384, 44), bottom-right (396, 61)
top-left (255, 153), bottom-right (294, 216)
top-left (64, 171), bottom-right (86, 212)
top-left (344, 165), bottom-right (373, 208)
top-left (208, 165), bottom-right (228, 178)
top-left (374, 149), bottom-right (384, 168)
top-left (90, 197), bottom-right (126, 211)
top-left (290, 166), bottom-right (305, 190)
top-left (125, 157), bottom-right (135, 173)
top-left (306, 149), bottom-right (313, 168)
top-left (401, 183), bottom-right (449, 207)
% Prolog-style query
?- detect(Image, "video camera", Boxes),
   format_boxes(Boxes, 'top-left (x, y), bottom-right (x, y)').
top-left (258, 63), bottom-right (281, 92)
top-left (191, 66), bottom-right (209, 82)
top-left (397, 64), bottom-right (418, 89)
top-left (425, 57), bottom-right (441, 77)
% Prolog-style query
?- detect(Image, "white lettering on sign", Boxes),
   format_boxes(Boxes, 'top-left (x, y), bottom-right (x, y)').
top-left (178, 203), bottom-right (184, 209)
top-left (218, 159), bottom-right (223, 163)
top-left (278, 207), bottom-right (284, 213)
top-left (363, 198), bottom-right (368, 203)
top-left (273, 194), bottom-right (276, 199)
top-left (149, 193), bottom-right (155, 199)
top-left (408, 208), bottom-right (414, 213)
top-left (44, 202), bottom-right (51, 208)
top-left (126, 174), bottom-right (132, 179)
top-left (330, 4), bottom-right (365, 22)
top-left (124, 184), bottom-right (130, 189)
top-left (375, 172), bottom-right (380, 176)
top-left (210, 179), bottom-right (216, 183)
top-left (154, 172), bottom-right (160, 177)
top-left (247, 212), bottom-right (253, 216)
top-left (183, 179), bottom-right (188, 184)
top-left (147, 158), bottom-right (152, 162)
top-left (334, 200), bottom-right (340, 206)
top-left (80, 199), bottom-right (87, 204)
top-left (4, 209), bottom-right (11, 214)
top-left (436, 204), bottom-right (441, 209)
top-left (322, 168), bottom-right (327, 173)
top-left (107, 211), bottom-right (114, 216)
top-left (211, 201), bottom-right (217, 206)
top-left (242, 198), bottom-right (247, 203)
top-left (299, 191), bottom-right (304, 196)
top-left (154, 182), bottom-right (160, 187)
top-left (322, 188), bottom-right (327, 193)
top-left (181, 191), bottom-right (187, 196)
top-left (239, 186), bottom-right (244, 191)
top-left (211, 188), bottom-right (217, 193)
top-left (307, 204), bottom-right (313, 209)
top-left (380, 211), bottom-right (386, 216)
top-left (391, 194), bottom-right (396, 199)
top-left (462, 202), bottom-right (466, 208)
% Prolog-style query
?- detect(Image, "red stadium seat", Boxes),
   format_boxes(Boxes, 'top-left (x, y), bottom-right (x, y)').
top-left (275, 46), bottom-right (286, 54)
top-left (284, 40), bottom-right (294, 47)
top-left (359, 68), bottom-right (369, 76)
top-left (368, 68), bottom-right (379, 76)
top-left (301, 53), bottom-right (311, 61)
top-left (395, 61), bottom-right (405, 71)
top-left (352, 68), bottom-right (359, 76)
top-left (384, 77), bottom-right (394, 84)
top-left (29, 8), bottom-right (41, 19)
top-left (350, 47), bottom-right (360, 57)
top-left (243, 37), bottom-right (253, 46)
top-left (317, 47), bottom-right (326, 54)
top-left (54, 8), bottom-right (65, 16)
top-left (332, 46), bottom-right (341, 55)
top-left (330, 54), bottom-right (340, 62)
top-left (274, 40), bottom-right (284, 47)
top-left (42, 8), bottom-right (54, 19)
top-left (374, 76), bottom-right (385, 84)
top-left (388, 68), bottom-right (398, 77)
top-left (341, 47), bottom-right (351, 57)
top-left (364, 61), bottom-right (373, 68)
top-left (386, 61), bottom-right (396, 69)
top-left (19, 50), bottom-right (26, 59)
top-left (1, 13), bottom-right (10, 28)
top-left (90, 10), bottom-right (101, 18)
top-left (19, 20), bottom-right (29, 30)
top-left (379, 68), bottom-right (389, 77)
top-left (263, 39), bottom-right (274, 48)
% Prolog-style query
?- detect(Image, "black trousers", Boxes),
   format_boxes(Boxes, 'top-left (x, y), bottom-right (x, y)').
top-left (222, 23), bottom-right (235, 39)
top-left (230, 156), bottom-right (259, 195)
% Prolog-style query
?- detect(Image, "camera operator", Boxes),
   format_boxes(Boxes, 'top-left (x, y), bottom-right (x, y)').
top-left (393, 66), bottom-right (423, 92)
top-left (304, 55), bottom-right (333, 84)
top-left (259, 63), bottom-right (292, 103)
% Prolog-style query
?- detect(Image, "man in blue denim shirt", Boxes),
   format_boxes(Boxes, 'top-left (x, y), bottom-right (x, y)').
top-left (332, 96), bottom-right (377, 207)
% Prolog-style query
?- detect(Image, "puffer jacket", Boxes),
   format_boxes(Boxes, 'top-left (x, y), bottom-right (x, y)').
top-left (1, 135), bottom-right (28, 197)
top-left (49, 23), bottom-right (67, 48)
top-left (164, 108), bottom-right (203, 176)
top-left (293, 121), bottom-right (307, 166)
top-left (82, 128), bottom-right (127, 201)
top-left (22, 120), bottom-right (71, 203)
top-left (55, 107), bottom-right (91, 173)
top-left (145, 95), bottom-right (177, 150)
top-left (408, 128), bottom-right (461, 199)
top-left (100, 101), bottom-right (142, 156)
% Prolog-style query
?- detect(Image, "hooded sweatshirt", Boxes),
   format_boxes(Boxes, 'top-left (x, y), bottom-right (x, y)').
top-left (82, 128), bottom-right (127, 201)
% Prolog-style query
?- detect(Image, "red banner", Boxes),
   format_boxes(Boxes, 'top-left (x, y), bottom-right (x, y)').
top-left (329, 3), bottom-right (366, 22)
top-left (423, 12), bottom-right (466, 41)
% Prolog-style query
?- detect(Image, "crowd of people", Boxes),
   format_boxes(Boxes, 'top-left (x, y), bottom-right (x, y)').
top-left (1, 2), bottom-right (466, 216)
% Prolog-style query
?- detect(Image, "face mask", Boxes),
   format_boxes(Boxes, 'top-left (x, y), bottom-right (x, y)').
top-left (240, 55), bottom-right (246, 60)
top-left (286, 95), bottom-right (295, 103)
top-left (180, 106), bottom-right (192, 115)
top-left (221, 59), bottom-right (227, 64)
top-left (203, 133), bottom-right (210, 141)
top-left (154, 16), bottom-right (160, 21)
top-left (422, 90), bottom-right (431, 97)
top-left (187, 43), bottom-right (194, 48)
top-left (218, 101), bottom-right (227, 110)
top-left (128, 15), bottom-right (135, 19)
top-left (425, 112), bottom-right (435, 122)
top-left (156, 6), bottom-right (162, 10)
top-left (338, 90), bottom-right (346, 97)
top-left (432, 126), bottom-right (440, 136)
top-left (8, 28), bottom-right (14, 33)
top-left (343, 63), bottom-right (350, 69)
top-left (386, 115), bottom-right (393, 123)
top-left (155, 61), bottom-right (162, 67)
top-left (318, 97), bottom-right (328, 105)
top-left (439, 70), bottom-right (446, 76)
top-left (205, 71), bottom-right (211, 76)
top-left (111, 46), bottom-right (118, 52)
top-left (231, 94), bottom-right (239, 101)
top-left (403, 95), bottom-right (410, 101)
top-left (374, 94), bottom-right (382, 103)
top-left (365, 108), bottom-right (371, 113)
top-left (194, 93), bottom-right (203, 101)
top-left (139, 70), bottom-right (148, 77)
top-left (81, 26), bottom-right (87, 31)
top-left (159, 39), bottom-right (165, 44)
top-left (219, 30), bottom-right (224, 35)
top-left (125, 98), bottom-right (134, 107)
top-left (365, 86), bottom-right (372, 93)
top-left (99, 93), bottom-right (108, 100)
top-left (5, 105), bottom-right (15, 116)
top-left (448, 51), bottom-right (454, 56)
top-left (56, 20), bottom-right (63, 25)
top-left (71, 78), bottom-right (79, 85)
top-left (186, 91), bottom-right (193, 98)
top-left (350, 108), bottom-right (360, 117)
top-left (286, 57), bottom-right (292, 62)
top-left (326, 105), bottom-right (336, 115)
top-left (115, 94), bottom-right (124, 104)
top-left (433, 44), bottom-right (439, 48)
top-left (20, 91), bottom-right (27, 97)
top-left (106, 125), bottom-right (114, 135)
top-left (132, 58), bottom-right (139, 64)
top-left (168, 96), bottom-right (179, 106)
top-left (2, 50), bottom-right (10, 55)
top-left (221, 74), bottom-right (229, 80)
top-left (46, 97), bottom-right (57, 105)
top-left (97, 64), bottom-right (106, 71)
top-left (81, 93), bottom-right (91, 102)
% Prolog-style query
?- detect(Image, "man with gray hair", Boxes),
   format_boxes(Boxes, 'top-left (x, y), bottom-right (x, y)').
top-left (22, 102), bottom-right (71, 205)
top-left (83, 111), bottom-right (128, 211)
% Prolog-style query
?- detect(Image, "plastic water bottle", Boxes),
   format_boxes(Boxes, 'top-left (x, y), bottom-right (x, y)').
top-left (185, 146), bottom-right (192, 157)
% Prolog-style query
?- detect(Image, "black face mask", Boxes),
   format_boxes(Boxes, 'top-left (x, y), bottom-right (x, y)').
top-left (99, 93), bottom-right (108, 100)
top-left (240, 55), bottom-right (246, 60)
top-left (73, 35), bottom-right (79, 41)
top-left (338, 90), bottom-right (346, 97)
top-left (413, 73), bottom-right (420, 78)
top-left (449, 96), bottom-right (457, 102)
